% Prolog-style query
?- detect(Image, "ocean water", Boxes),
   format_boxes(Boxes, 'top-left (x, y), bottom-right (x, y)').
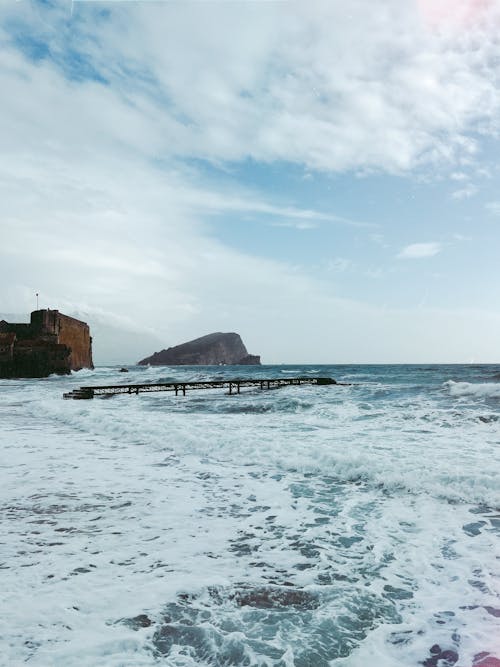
top-left (1, 364), bottom-right (499, 667)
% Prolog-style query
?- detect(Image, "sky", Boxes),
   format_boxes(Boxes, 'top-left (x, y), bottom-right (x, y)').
top-left (1, 0), bottom-right (500, 364)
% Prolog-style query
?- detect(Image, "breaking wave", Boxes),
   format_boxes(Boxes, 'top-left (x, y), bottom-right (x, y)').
top-left (444, 380), bottom-right (500, 399)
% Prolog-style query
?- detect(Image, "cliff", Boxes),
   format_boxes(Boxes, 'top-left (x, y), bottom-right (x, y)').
top-left (0, 309), bottom-right (93, 378)
top-left (138, 332), bottom-right (261, 366)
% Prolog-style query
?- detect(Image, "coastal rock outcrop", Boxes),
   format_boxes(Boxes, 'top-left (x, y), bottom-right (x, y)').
top-left (0, 309), bottom-right (93, 378)
top-left (138, 332), bottom-right (261, 366)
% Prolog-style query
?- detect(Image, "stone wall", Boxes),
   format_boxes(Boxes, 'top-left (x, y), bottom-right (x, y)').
top-left (56, 313), bottom-right (93, 371)
top-left (12, 340), bottom-right (72, 378)
top-left (30, 309), bottom-right (60, 339)
top-left (0, 310), bottom-right (93, 377)
top-left (0, 333), bottom-right (16, 362)
top-left (0, 321), bottom-right (32, 340)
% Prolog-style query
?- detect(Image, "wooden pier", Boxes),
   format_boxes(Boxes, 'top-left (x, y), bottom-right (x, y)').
top-left (63, 377), bottom-right (339, 400)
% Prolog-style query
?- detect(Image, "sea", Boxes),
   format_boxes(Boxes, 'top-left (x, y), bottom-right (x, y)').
top-left (1, 364), bottom-right (499, 667)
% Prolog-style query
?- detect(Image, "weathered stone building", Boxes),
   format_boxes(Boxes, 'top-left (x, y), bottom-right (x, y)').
top-left (0, 309), bottom-right (93, 378)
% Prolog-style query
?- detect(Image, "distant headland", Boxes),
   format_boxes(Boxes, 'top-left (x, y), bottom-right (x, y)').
top-left (0, 310), bottom-right (93, 378)
top-left (138, 332), bottom-right (261, 366)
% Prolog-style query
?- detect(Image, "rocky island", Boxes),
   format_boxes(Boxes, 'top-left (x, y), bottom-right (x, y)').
top-left (138, 332), bottom-right (261, 366)
top-left (0, 309), bottom-right (93, 378)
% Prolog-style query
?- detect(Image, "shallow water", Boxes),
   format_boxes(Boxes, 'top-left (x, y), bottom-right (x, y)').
top-left (1, 364), bottom-right (499, 666)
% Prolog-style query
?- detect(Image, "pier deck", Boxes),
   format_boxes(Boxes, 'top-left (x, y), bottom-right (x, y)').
top-left (63, 377), bottom-right (339, 400)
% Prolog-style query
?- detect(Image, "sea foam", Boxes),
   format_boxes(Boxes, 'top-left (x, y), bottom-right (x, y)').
top-left (445, 379), bottom-right (500, 399)
top-left (1, 364), bottom-right (499, 666)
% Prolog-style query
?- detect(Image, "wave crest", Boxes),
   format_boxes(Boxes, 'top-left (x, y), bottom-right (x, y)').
top-left (444, 380), bottom-right (500, 399)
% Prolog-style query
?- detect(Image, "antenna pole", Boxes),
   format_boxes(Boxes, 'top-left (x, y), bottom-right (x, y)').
top-left (36, 293), bottom-right (39, 310)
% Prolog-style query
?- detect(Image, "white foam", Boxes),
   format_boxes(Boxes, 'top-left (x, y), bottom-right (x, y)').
top-left (1, 367), bottom-right (499, 665)
top-left (19, 375), bottom-right (500, 507)
top-left (445, 379), bottom-right (500, 399)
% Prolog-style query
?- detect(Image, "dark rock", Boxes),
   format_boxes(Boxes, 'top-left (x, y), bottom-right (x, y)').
top-left (119, 367), bottom-right (129, 373)
top-left (120, 614), bottom-right (153, 630)
top-left (383, 584), bottom-right (414, 600)
top-left (317, 377), bottom-right (337, 385)
top-left (230, 586), bottom-right (320, 610)
top-left (422, 644), bottom-right (459, 667)
top-left (484, 606), bottom-right (500, 618)
top-left (138, 332), bottom-right (261, 366)
top-left (463, 521), bottom-right (486, 537)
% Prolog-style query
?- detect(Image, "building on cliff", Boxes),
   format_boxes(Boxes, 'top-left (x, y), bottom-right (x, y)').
top-left (0, 309), bottom-right (93, 378)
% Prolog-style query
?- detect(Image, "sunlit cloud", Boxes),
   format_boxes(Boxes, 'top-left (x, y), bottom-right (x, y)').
top-left (416, 0), bottom-right (494, 28)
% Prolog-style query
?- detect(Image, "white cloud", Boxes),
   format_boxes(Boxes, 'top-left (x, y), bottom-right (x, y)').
top-left (3, 0), bottom-right (500, 174)
top-left (398, 242), bottom-right (442, 259)
top-left (451, 183), bottom-right (478, 199)
top-left (326, 257), bottom-right (353, 273)
top-left (416, 0), bottom-right (493, 29)
top-left (1, 2), bottom-right (500, 362)
top-left (0, 44), bottom-right (355, 359)
top-left (450, 171), bottom-right (468, 181)
top-left (485, 201), bottom-right (500, 215)
top-left (271, 220), bottom-right (318, 230)
top-left (182, 192), bottom-right (370, 228)
top-left (109, 1), bottom-right (500, 171)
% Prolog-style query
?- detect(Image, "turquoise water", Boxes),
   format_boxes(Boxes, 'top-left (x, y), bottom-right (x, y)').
top-left (1, 365), bottom-right (499, 666)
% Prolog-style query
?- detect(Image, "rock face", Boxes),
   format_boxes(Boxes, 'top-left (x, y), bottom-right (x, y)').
top-left (0, 309), bottom-right (93, 378)
top-left (138, 332), bottom-right (261, 366)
